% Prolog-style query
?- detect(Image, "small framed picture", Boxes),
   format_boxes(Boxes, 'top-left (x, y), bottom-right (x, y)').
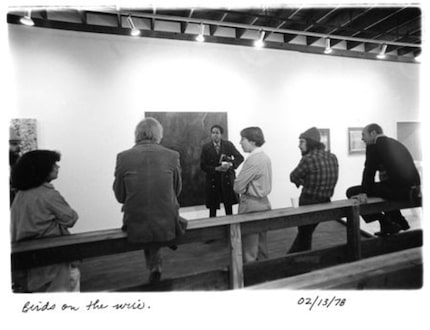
top-left (348, 127), bottom-right (366, 154)
top-left (319, 128), bottom-right (330, 152)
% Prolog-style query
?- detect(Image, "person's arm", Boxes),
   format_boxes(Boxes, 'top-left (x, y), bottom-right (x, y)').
top-left (234, 158), bottom-right (257, 194)
top-left (361, 146), bottom-right (377, 193)
top-left (290, 157), bottom-right (308, 188)
top-left (113, 154), bottom-right (126, 203)
top-left (229, 142), bottom-right (244, 169)
top-left (46, 189), bottom-right (78, 228)
top-left (173, 153), bottom-right (182, 197)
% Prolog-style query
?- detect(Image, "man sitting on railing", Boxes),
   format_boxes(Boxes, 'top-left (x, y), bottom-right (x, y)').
top-left (113, 117), bottom-right (185, 283)
top-left (346, 123), bottom-right (421, 236)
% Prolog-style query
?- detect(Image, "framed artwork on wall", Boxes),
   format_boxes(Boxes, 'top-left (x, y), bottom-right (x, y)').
top-left (348, 127), bottom-right (365, 154)
top-left (319, 128), bottom-right (330, 152)
top-left (10, 118), bottom-right (38, 154)
top-left (146, 111), bottom-right (228, 207)
top-left (397, 121), bottom-right (421, 161)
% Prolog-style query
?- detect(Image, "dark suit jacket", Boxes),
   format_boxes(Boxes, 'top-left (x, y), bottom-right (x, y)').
top-left (113, 141), bottom-right (182, 243)
top-left (362, 135), bottom-right (420, 194)
top-left (200, 139), bottom-right (244, 209)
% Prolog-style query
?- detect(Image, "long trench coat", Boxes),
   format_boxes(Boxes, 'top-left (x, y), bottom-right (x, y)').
top-left (200, 139), bottom-right (244, 209)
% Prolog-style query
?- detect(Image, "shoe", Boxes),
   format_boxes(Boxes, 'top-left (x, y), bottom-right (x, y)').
top-left (393, 216), bottom-right (410, 231)
top-left (374, 216), bottom-right (401, 237)
top-left (149, 271), bottom-right (161, 283)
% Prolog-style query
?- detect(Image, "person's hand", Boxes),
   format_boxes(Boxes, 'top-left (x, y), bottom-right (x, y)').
top-left (215, 166), bottom-right (227, 172)
top-left (221, 161), bottom-right (232, 170)
top-left (351, 193), bottom-right (368, 203)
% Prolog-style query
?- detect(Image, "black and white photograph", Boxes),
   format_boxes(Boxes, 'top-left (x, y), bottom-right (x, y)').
top-left (2, 0), bottom-right (427, 329)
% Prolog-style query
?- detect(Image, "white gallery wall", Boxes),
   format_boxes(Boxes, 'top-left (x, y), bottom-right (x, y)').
top-left (7, 24), bottom-right (421, 233)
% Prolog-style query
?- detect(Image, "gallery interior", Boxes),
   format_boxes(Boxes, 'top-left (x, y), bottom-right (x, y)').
top-left (7, 4), bottom-right (423, 293)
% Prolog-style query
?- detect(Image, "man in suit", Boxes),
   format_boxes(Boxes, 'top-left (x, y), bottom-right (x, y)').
top-left (200, 124), bottom-right (244, 218)
top-left (346, 123), bottom-right (421, 236)
top-left (113, 117), bottom-right (183, 283)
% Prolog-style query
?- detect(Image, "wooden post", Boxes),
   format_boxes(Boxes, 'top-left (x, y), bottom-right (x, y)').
top-left (229, 223), bottom-right (244, 289)
top-left (346, 202), bottom-right (362, 261)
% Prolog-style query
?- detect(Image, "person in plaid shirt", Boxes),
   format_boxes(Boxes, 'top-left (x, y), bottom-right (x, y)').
top-left (288, 127), bottom-right (339, 253)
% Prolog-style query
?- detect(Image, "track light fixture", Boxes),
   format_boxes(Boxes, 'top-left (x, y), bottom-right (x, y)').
top-left (324, 38), bottom-right (332, 54)
top-left (254, 30), bottom-right (265, 48)
top-left (196, 23), bottom-right (205, 42)
top-left (20, 9), bottom-right (34, 26)
top-left (127, 15), bottom-right (140, 36)
top-left (377, 44), bottom-right (387, 59)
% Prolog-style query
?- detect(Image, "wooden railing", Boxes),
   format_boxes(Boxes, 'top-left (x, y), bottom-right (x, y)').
top-left (11, 197), bottom-right (422, 290)
top-left (248, 247), bottom-right (423, 290)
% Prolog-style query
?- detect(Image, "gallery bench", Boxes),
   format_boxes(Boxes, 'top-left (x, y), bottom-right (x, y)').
top-left (11, 197), bottom-right (422, 291)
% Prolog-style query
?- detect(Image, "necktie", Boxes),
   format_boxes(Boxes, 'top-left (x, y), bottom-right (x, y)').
top-left (215, 143), bottom-right (220, 154)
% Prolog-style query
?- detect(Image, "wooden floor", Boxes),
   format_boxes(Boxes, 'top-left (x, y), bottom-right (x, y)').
top-left (80, 221), bottom-right (350, 291)
top-left (80, 211), bottom-right (422, 292)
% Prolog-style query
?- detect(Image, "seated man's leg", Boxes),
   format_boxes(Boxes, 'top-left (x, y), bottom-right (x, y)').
top-left (370, 182), bottom-right (410, 232)
top-left (346, 185), bottom-right (363, 198)
top-left (346, 185), bottom-right (382, 223)
top-left (144, 248), bottom-right (162, 282)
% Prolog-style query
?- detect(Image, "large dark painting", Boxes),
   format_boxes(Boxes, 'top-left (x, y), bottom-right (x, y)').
top-left (146, 112), bottom-right (228, 207)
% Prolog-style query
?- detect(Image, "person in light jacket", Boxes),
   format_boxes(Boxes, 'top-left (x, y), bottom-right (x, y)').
top-left (113, 117), bottom-right (183, 283)
top-left (11, 150), bottom-right (79, 292)
top-left (234, 127), bottom-right (272, 263)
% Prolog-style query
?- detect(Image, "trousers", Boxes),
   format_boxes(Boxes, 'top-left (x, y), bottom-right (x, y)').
top-left (288, 195), bottom-right (330, 253)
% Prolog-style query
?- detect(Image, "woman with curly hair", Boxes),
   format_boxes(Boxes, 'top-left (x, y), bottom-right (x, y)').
top-left (11, 150), bottom-right (79, 292)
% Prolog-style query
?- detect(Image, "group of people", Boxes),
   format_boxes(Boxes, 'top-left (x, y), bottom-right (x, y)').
top-left (9, 118), bottom-right (421, 292)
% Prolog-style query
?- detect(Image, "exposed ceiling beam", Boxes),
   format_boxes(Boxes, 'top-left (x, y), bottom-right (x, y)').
top-left (124, 12), bottom-right (420, 48)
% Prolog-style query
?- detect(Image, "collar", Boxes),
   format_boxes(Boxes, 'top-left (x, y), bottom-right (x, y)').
top-left (250, 147), bottom-right (262, 155)
top-left (42, 182), bottom-right (54, 189)
top-left (375, 134), bottom-right (386, 142)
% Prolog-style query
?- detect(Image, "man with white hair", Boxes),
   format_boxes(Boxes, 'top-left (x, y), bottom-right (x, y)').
top-left (113, 117), bottom-right (184, 283)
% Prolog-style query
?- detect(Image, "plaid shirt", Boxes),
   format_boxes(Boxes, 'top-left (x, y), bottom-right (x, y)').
top-left (290, 149), bottom-right (339, 199)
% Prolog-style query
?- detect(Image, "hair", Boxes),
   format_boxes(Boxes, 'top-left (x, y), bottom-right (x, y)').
top-left (240, 127), bottom-right (265, 147)
top-left (304, 138), bottom-right (325, 152)
top-left (135, 117), bottom-right (163, 143)
top-left (11, 150), bottom-right (61, 190)
top-left (210, 125), bottom-right (224, 134)
top-left (365, 123), bottom-right (383, 135)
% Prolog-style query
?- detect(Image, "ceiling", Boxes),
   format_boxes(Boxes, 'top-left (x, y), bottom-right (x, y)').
top-left (7, 5), bottom-right (422, 63)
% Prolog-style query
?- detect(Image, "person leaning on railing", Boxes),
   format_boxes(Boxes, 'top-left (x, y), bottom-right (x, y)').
top-left (10, 150), bottom-right (80, 293)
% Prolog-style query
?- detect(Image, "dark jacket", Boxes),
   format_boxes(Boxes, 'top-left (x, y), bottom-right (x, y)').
top-left (113, 141), bottom-right (182, 243)
top-left (200, 139), bottom-right (244, 209)
top-left (362, 135), bottom-right (420, 193)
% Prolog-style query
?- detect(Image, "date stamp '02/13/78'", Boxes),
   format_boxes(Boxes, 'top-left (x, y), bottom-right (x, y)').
top-left (297, 296), bottom-right (346, 311)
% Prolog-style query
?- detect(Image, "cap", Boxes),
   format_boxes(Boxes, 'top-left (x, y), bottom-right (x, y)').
top-left (299, 127), bottom-right (320, 143)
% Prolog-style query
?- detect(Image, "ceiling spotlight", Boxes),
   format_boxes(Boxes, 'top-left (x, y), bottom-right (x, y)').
top-left (254, 30), bottom-right (265, 48)
top-left (127, 15), bottom-right (140, 37)
top-left (196, 23), bottom-right (205, 42)
top-left (20, 9), bottom-right (34, 26)
top-left (324, 38), bottom-right (332, 54)
top-left (377, 44), bottom-right (387, 59)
